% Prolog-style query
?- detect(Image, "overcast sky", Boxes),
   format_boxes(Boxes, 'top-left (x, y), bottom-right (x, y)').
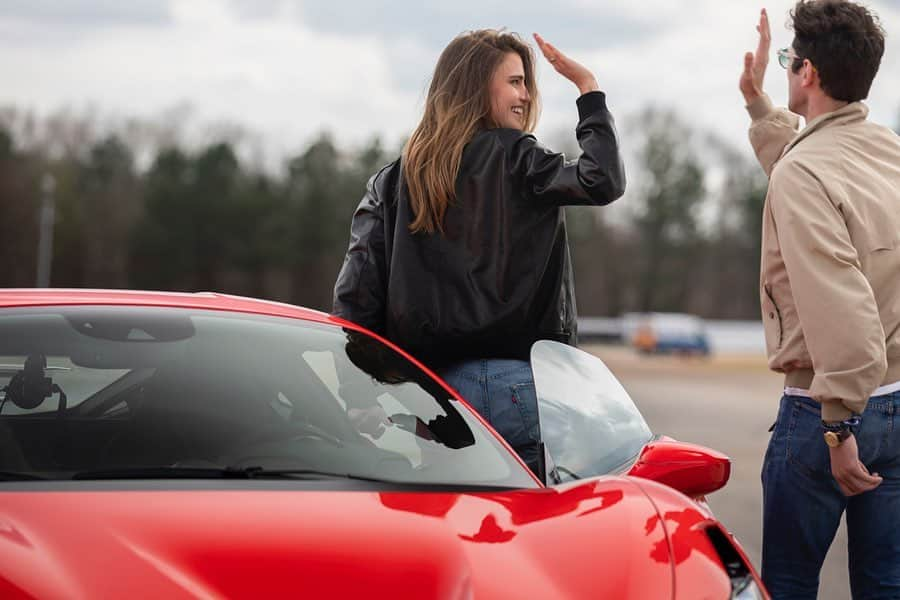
top-left (2, 0), bottom-right (899, 166)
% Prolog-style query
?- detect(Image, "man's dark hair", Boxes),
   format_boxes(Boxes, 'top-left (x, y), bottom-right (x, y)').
top-left (789, 0), bottom-right (885, 102)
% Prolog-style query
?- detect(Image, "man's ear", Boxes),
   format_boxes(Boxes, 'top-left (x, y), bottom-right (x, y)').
top-left (800, 59), bottom-right (818, 89)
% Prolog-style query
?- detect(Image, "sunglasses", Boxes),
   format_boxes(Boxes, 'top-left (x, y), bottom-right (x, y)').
top-left (777, 48), bottom-right (802, 69)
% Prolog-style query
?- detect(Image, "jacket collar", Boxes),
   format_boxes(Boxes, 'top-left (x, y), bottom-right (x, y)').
top-left (782, 101), bottom-right (869, 158)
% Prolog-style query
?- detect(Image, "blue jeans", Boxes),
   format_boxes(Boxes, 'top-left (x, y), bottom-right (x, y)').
top-left (438, 359), bottom-right (540, 474)
top-left (762, 392), bottom-right (900, 599)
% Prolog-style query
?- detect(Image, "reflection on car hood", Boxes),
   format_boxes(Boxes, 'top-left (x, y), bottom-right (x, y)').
top-left (0, 478), bottom-right (676, 599)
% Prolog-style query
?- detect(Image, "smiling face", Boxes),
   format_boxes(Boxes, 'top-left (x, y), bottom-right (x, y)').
top-left (488, 52), bottom-right (530, 130)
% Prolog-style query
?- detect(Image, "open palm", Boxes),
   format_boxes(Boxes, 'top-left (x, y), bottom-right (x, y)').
top-left (740, 8), bottom-right (771, 103)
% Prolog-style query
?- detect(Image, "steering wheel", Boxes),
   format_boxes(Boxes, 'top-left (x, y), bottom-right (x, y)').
top-left (219, 420), bottom-right (345, 462)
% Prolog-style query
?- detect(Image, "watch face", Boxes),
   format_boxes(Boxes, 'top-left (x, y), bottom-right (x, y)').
top-left (824, 431), bottom-right (841, 448)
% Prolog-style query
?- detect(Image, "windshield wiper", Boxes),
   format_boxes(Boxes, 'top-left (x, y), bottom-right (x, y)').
top-left (225, 466), bottom-right (385, 483)
top-left (0, 470), bottom-right (47, 481)
top-left (556, 466), bottom-right (583, 479)
top-left (71, 466), bottom-right (384, 483)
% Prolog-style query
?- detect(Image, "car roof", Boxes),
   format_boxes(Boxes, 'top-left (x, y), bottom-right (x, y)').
top-left (0, 288), bottom-right (338, 326)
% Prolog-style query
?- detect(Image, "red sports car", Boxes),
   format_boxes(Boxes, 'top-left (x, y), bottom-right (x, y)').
top-left (0, 289), bottom-right (767, 599)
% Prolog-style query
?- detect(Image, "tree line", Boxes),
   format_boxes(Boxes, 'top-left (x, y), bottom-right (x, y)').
top-left (2, 106), bottom-right (895, 319)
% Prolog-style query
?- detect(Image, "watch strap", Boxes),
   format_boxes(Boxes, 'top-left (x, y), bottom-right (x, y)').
top-left (822, 415), bottom-right (861, 432)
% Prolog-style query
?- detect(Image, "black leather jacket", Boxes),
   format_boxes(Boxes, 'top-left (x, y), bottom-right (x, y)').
top-left (333, 91), bottom-right (625, 368)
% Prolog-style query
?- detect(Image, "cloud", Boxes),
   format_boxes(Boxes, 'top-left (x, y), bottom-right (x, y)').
top-left (224, 0), bottom-right (663, 51)
top-left (0, 0), bottom-right (422, 167)
top-left (0, 0), bottom-right (170, 28)
top-left (0, 0), bottom-right (897, 171)
top-left (224, 0), bottom-right (666, 96)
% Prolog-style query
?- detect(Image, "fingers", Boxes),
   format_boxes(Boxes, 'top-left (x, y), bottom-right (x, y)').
top-left (534, 33), bottom-right (598, 93)
top-left (855, 461), bottom-right (883, 486)
top-left (748, 9), bottom-right (769, 94)
top-left (841, 479), bottom-right (881, 496)
top-left (755, 8), bottom-right (771, 60)
top-left (533, 33), bottom-right (549, 57)
top-left (533, 33), bottom-right (562, 66)
top-left (833, 462), bottom-right (883, 496)
top-left (760, 8), bottom-right (771, 41)
top-left (756, 8), bottom-right (770, 38)
top-left (740, 52), bottom-right (760, 101)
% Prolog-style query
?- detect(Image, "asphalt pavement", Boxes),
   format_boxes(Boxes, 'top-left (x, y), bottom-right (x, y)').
top-left (583, 344), bottom-right (851, 600)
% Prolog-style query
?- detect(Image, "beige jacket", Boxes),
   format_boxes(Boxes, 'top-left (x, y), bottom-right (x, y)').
top-left (747, 94), bottom-right (900, 422)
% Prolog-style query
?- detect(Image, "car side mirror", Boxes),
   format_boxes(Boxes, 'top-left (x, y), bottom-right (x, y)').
top-left (627, 440), bottom-right (731, 498)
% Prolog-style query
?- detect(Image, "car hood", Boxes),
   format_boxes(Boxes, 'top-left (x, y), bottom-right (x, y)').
top-left (0, 478), bottom-right (678, 599)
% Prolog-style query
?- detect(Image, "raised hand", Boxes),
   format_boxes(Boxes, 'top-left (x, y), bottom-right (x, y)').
top-left (740, 8), bottom-right (771, 103)
top-left (533, 33), bottom-right (599, 96)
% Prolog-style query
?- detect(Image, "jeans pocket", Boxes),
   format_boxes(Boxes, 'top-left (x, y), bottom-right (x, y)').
top-left (511, 382), bottom-right (540, 444)
top-left (762, 406), bottom-right (787, 485)
top-left (785, 399), bottom-right (831, 477)
top-left (439, 370), bottom-right (488, 421)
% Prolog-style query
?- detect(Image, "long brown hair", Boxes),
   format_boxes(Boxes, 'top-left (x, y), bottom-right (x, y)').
top-left (402, 29), bottom-right (540, 234)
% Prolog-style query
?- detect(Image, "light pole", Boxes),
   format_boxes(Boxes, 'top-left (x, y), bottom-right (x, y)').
top-left (36, 173), bottom-right (56, 287)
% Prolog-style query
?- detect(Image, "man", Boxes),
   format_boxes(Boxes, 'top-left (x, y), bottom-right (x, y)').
top-left (739, 2), bottom-right (900, 597)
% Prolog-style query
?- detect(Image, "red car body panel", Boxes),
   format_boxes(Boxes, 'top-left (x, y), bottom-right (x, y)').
top-left (0, 290), bottom-right (764, 598)
top-left (0, 288), bottom-right (337, 324)
top-left (634, 478), bottom-right (738, 600)
top-left (0, 479), bottom-right (698, 599)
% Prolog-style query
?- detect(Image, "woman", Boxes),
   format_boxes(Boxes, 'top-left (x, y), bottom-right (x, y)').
top-left (333, 29), bottom-right (625, 473)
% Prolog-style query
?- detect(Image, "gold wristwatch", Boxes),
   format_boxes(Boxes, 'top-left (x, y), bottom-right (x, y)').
top-left (822, 415), bottom-right (860, 447)
top-left (823, 429), bottom-right (851, 447)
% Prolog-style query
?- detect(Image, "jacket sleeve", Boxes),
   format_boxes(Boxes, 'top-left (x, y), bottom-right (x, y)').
top-left (500, 91), bottom-right (626, 206)
top-left (747, 94), bottom-right (800, 177)
top-left (770, 160), bottom-right (887, 421)
top-left (332, 172), bottom-right (388, 335)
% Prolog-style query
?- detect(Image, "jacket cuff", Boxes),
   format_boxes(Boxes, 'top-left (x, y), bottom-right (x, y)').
top-left (820, 399), bottom-right (854, 423)
top-left (746, 94), bottom-right (776, 121)
top-left (576, 91), bottom-right (608, 121)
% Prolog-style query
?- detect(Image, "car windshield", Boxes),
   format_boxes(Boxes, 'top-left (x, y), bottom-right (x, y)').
top-left (0, 306), bottom-right (536, 489)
